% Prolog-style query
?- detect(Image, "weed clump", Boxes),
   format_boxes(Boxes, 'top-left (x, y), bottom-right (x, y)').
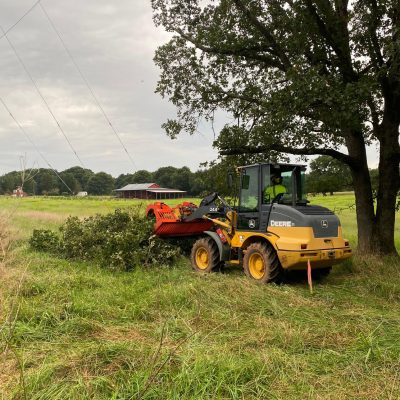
top-left (29, 208), bottom-right (181, 270)
top-left (29, 229), bottom-right (60, 253)
top-left (0, 213), bottom-right (13, 264)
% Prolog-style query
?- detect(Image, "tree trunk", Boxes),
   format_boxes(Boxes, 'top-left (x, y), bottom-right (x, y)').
top-left (374, 99), bottom-right (400, 255)
top-left (346, 132), bottom-right (377, 253)
top-left (350, 165), bottom-right (377, 253)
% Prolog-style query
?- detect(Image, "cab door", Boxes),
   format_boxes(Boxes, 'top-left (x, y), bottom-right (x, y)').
top-left (237, 166), bottom-right (261, 231)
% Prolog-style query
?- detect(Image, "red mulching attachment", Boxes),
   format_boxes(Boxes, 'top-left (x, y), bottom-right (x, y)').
top-left (146, 202), bottom-right (213, 237)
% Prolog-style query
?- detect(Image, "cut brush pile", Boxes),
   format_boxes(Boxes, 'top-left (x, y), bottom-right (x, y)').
top-left (29, 208), bottom-right (182, 270)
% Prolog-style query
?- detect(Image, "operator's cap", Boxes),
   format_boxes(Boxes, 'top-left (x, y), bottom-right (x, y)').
top-left (271, 173), bottom-right (283, 183)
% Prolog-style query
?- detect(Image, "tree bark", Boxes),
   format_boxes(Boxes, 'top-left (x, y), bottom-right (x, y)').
top-left (350, 167), bottom-right (377, 253)
top-left (374, 95), bottom-right (400, 255)
top-left (345, 132), bottom-right (377, 253)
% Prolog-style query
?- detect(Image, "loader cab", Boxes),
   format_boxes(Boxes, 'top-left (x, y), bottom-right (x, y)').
top-left (237, 163), bottom-right (307, 231)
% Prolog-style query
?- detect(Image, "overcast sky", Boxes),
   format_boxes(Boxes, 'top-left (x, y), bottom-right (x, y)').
top-left (0, 1), bottom-right (379, 177)
top-left (0, 0), bottom-right (222, 176)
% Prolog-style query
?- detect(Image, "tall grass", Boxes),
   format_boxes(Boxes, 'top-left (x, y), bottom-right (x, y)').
top-left (0, 196), bottom-right (399, 399)
top-left (0, 213), bottom-right (12, 263)
top-left (0, 213), bottom-right (30, 399)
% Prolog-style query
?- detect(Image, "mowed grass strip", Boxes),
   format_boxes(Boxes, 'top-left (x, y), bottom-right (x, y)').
top-left (0, 195), bottom-right (399, 399)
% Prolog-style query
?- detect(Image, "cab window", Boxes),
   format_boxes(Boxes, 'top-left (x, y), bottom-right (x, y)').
top-left (262, 165), bottom-right (270, 204)
top-left (263, 168), bottom-right (291, 204)
top-left (281, 171), bottom-right (292, 197)
top-left (299, 170), bottom-right (307, 202)
top-left (239, 167), bottom-right (259, 212)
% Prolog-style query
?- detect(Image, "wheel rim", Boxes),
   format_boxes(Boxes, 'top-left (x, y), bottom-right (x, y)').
top-left (195, 247), bottom-right (209, 270)
top-left (248, 252), bottom-right (265, 279)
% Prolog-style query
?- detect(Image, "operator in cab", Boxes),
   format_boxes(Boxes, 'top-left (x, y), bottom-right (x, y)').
top-left (264, 173), bottom-right (287, 203)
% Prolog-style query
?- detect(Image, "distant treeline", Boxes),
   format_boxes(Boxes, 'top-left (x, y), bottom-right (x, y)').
top-left (0, 165), bottom-right (230, 196)
top-left (0, 156), bottom-right (379, 197)
top-left (306, 156), bottom-right (379, 196)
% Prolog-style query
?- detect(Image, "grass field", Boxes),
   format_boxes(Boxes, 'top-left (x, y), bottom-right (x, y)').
top-left (0, 194), bottom-right (399, 399)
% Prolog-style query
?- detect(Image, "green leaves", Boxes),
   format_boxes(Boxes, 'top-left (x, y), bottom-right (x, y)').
top-left (29, 209), bottom-right (182, 271)
top-left (151, 0), bottom-right (398, 153)
top-left (29, 229), bottom-right (60, 253)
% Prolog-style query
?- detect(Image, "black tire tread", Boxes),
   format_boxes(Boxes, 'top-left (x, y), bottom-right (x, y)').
top-left (243, 242), bottom-right (283, 283)
top-left (190, 237), bottom-right (220, 273)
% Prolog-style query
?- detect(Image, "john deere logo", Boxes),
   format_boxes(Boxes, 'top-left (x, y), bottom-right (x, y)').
top-left (321, 220), bottom-right (328, 228)
top-left (248, 219), bottom-right (256, 229)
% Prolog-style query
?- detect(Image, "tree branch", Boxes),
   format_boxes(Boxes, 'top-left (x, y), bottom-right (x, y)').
top-left (304, 0), bottom-right (356, 81)
top-left (366, 0), bottom-right (385, 68)
top-left (176, 29), bottom-right (286, 70)
top-left (220, 143), bottom-right (356, 166)
top-left (231, 0), bottom-right (291, 70)
top-left (304, 1), bottom-right (341, 56)
top-left (367, 97), bottom-right (381, 134)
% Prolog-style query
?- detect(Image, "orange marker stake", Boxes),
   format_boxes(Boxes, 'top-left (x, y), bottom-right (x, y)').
top-left (307, 259), bottom-right (313, 294)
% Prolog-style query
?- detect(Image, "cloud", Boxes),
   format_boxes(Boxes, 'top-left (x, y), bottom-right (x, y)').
top-left (0, 0), bottom-right (218, 176)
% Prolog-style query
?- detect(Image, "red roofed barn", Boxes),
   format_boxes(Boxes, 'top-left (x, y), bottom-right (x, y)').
top-left (115, 183), bottom-right (186, 200)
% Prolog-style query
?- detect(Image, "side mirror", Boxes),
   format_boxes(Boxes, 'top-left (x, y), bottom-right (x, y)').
top-left (241, 174), bottom-right (250, 190)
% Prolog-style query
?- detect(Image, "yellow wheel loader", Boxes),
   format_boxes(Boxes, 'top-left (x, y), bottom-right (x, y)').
top-left (146, 163), bottom-right (352, 282)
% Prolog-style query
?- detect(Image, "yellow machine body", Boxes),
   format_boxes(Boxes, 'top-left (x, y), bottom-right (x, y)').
top-left (152, 162), bottom-right (353, 282)
top-left (229, 224), bottom-right (352, 270)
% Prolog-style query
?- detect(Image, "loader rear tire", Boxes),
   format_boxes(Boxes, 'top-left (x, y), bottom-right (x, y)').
top-left (243, 242), bottom-right (283, 283)
top-left (190, 237), bottom-right (221, 273)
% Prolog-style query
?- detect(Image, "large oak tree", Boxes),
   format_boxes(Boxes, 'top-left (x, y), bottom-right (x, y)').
top-left (152, 0), bottom-right (400, 255)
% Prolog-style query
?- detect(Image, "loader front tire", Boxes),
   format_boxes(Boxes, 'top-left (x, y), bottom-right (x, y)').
top-left (190, 237), bottom-right (221, 273)
top-left (243, 242), bottom-right (282, 283)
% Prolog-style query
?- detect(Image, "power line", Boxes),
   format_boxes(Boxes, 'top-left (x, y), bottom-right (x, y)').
top-left (0, 0), bottom-right (41, 41)
top-left (0, 25), bottom-right (85, 168)
top-left (39, 2), bottom-right (137, 171)
top-left (0, 97), bottom-right (74, 194)
top-left (1, 1), bottom-right (137, 170)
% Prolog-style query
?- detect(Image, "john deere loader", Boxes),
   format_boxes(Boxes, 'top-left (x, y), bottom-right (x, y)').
top-left (146, 163), bottom-right (352, 283)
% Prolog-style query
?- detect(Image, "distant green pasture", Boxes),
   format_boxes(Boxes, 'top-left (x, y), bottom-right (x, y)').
top-left (1, 193), bottom-right (398, 249)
